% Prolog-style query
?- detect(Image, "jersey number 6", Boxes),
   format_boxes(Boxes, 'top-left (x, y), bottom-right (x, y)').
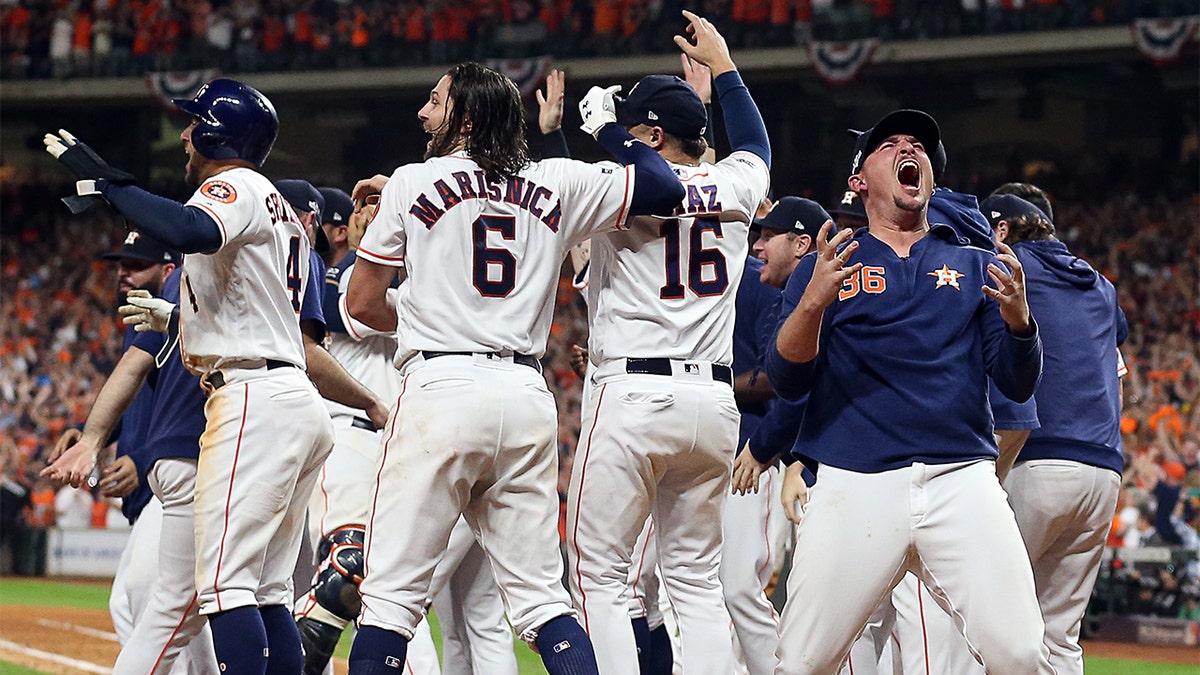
top-left (660, 217), bottom-right (729, 299)
top-left (473, 214), bottom-right (517, 298)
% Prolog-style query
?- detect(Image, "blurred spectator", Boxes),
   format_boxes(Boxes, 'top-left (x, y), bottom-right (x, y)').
top-left (55, 479), bottom-right (93, 528)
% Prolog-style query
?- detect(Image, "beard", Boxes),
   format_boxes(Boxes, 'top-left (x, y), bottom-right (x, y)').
top-left (893, 193), bottom-right (928, 213)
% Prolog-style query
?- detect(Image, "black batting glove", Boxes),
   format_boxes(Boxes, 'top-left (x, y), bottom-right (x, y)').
top-left (43, 129), bottom-right (137, 185)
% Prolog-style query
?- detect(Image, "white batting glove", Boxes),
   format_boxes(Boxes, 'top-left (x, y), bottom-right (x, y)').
top-left (119, 290), bottom-right (176, 333)
top-left (578, 85), bottom-right (621, 138)
top-left (42, 128), bottom-right (78, 159)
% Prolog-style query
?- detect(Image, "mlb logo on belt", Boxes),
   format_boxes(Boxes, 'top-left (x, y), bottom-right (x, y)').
top-left (684, 363), bottom-right (700, 374)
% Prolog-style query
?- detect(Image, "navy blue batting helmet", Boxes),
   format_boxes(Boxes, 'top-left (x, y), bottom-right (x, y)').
top-left (173, 79), bottom-right (279, 168)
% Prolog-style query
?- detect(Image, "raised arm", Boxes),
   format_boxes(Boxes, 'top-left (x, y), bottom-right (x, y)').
top-left (674, 10), bottom-right (770, 167)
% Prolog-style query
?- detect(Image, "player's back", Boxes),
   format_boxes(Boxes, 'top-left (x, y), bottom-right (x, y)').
top-left (587, 151), bottom-right (769, 365)
top-left (179, 167), bottom-right (310, 373)
top-left (358, 152), bottom-right (634, 363)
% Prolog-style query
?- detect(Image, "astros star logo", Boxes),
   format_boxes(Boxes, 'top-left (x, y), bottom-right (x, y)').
top-left (928, 264), bottom-right (965, 290)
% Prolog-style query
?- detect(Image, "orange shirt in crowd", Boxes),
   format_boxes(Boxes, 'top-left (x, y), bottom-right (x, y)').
top-left (90, 500), bottom-right (108, 528)
top-left (769, 0), bottom-right (791, 26)
top-left (351, 10), bottom-right (369, 48)
top-left (72, 12), bottom-right (92, 50)
top-left (1148, 404), bottom-right (1184, 438)
top-left (593, 0), bottom-right (620, 34)
top-left (293, 10), bottom-right (313, 44)
top-left (405, 5), bottom-right (426, 42)
top-left (28, 489), bottom-right (56, 528)
top-left (262, 15), bottom-right (286, 52)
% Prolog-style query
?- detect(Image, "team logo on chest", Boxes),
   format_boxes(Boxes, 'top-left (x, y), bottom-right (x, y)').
top-left (927, 264), bottom-right (965, 290)
top-left (201, 180), bottom-right (237, 204)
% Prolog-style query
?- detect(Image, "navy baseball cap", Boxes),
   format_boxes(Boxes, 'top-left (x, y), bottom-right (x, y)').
top-left (752, 197), bottom-right (831, 235)
top-left (978, 194), bottom-right (1052, 230)
top-left (616, 75), bottom-right (708, 140)
top-left (102, 230), bottom-right (181, 265)
top-left (275, 179), bottom-right (325, 217)
top-left (849, 110), bottom-right (941, 176)
top-left (829, 189), bottom-right (867, 221)
top-left (318, 187), bottom-right (354, 226)
top-left (276, 179), bottom-right (329, 253)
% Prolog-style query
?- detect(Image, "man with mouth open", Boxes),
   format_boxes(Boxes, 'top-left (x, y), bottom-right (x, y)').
top-left (764, 109), bottom-right (1056, 674)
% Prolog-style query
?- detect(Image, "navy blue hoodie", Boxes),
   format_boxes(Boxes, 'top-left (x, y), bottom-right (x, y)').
top-left (928, 188), bottom-right (1039, 431)
top-left (1014, 239), bottom-right (1127, 474)
top-left (766, 218), bottom-right (1043, 472)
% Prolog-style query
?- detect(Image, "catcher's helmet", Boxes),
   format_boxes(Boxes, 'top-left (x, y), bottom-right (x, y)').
top-left (173, 78), bottom-right (279, 167)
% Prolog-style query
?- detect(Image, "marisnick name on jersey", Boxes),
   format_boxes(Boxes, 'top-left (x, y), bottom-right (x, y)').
top-left (409, 170), bottom-right (563, 232)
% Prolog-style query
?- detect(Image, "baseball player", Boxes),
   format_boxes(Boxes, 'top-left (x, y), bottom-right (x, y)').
top-left (766, 109), bottom-right (1054, 674)
top-left (43, 238), bottom-right (221, 674)
top-left (298, 187), bottom-right (517, 675)
top-left (567, 11), bottom-right (771, 674)
top-left (723, 198), bottom-right (831, 675)
top-left (983, 191), bottom-right (1128, 675)
top-left (44, 77), bottom-right (335, 674)
top-left (886, 184), bottom-right (1039, 675)
top-left (343, 60), bottom-right (685, 674)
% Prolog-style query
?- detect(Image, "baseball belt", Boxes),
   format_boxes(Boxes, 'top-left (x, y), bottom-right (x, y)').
top-left (202, 358), bottom-right (295, 392)
top-left (421, 351), bottom-right (543, 373)
top-left (351, 417), bottom-right (375, 431)
top-left (625, 358), bottom-right (733, 386)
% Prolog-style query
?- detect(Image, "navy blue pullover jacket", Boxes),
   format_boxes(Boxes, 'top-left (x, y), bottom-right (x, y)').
top-left (1014, 239), bottom-right (1127, 474)
top-left (766, 223), bottom-right (1043, 472)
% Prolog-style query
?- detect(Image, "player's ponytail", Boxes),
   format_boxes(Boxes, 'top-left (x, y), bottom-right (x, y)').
top-left (437, 62), bottom-right (530, 184)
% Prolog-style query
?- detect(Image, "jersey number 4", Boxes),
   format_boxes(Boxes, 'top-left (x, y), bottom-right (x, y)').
top-left (286, 235), bottom-right (302, 312)
top-left (660, 217), bottom-right (729, 299)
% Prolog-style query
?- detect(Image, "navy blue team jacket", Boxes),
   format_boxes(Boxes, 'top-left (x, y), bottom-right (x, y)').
top-left (117, 326), bottom-right (156, 524)
top-left (766, 223), bottom-right (1043, 473)
top-left (130, 268), bottom-right (206, 469)
top-left (1013, 239), bottom-right (1127, 475)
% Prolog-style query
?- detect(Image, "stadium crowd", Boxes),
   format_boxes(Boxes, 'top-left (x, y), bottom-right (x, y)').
top-left (1, 173), bottom-right (1196, 583)
top-left (1, 0), bottom-right (1193, 79)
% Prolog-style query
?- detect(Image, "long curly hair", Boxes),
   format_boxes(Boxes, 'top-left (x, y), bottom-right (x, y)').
top-left (428, 62), bottom-right (530, 183)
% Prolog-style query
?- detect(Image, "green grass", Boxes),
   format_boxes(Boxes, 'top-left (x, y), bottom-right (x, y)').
top-left (0, 663), bottom-right (47, 675)
top-left (0, 577), bottom-right (548, 674)
top-left (3, 579), bottom-right (1195, 675)
top-left (0, 577), bottom-right (111, 609)
top-left (1085, 657), bottom-right (1200, 674)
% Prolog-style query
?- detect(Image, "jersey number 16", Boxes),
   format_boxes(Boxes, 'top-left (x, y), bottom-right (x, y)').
top-left (660, 217), bottom-right (729, 299)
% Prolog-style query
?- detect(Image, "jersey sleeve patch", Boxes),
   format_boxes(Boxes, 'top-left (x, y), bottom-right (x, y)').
top-left (200, 180), bottom-right (238, 204)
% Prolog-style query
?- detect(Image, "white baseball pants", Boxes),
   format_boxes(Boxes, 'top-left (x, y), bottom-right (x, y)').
top-left (195, 368), bottom-right (334, 614)
top-left (307, 418), bottom-right (379, 546)
top-left (1006, 460), bottom-right (1119, 675)
top-left (113, 459), bottom-right (220, 674)
top-left (568, 363), bottom-right (740, 675)
top-left (721, 467), bottom-right (781, 675)
top-left (358, 354), bottom-right (576, 642)
top-left (776, 460), bottom-right (1053, 675)
top-left (891, 574), bottom-right (983, 675)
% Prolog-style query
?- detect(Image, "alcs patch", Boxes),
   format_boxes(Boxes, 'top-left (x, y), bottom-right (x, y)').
top-left (201, 180), bottom-right (237, 204)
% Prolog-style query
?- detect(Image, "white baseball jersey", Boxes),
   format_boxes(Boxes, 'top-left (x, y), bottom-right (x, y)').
top-left (356, 151), bottom-right (635, 363)
top-left (325, 261), bottom-right (403, 419)
top-left (586, 150), bottom-right (770, 364)
top-left (178, 167), bottom-right (309, 373)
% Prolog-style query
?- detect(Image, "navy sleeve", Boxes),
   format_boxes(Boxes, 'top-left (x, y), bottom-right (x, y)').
top-left (542, 129), bottom-right (570, 159)
top-left (747, 396), bottom-right (806, 463)
top-left (323, 268), bottom-right (347, 335)
top-left (982, 300), bottom-right (1043, 403)
top-left (300, 250), bottom-right (326, 336)
top-left (713, 71), bottom-right (770, 168)
top-left (1114, 300), bottom-right (1128, 346)
top-left (595, 124), bottom-right (685, 217)
top-left (97, 181), bottom-right (223, 253)
top-left (765, 254), bottom-right (819, 400)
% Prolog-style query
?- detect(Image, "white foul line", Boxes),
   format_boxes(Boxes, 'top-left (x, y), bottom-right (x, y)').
top-left (34, 618), bottom-right (120, 642)
top-left (0, 636), bottom-right (111, 674)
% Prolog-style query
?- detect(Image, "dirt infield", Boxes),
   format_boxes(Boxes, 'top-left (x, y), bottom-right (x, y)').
top-left (0, 604), bottom-right (1195, 673)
